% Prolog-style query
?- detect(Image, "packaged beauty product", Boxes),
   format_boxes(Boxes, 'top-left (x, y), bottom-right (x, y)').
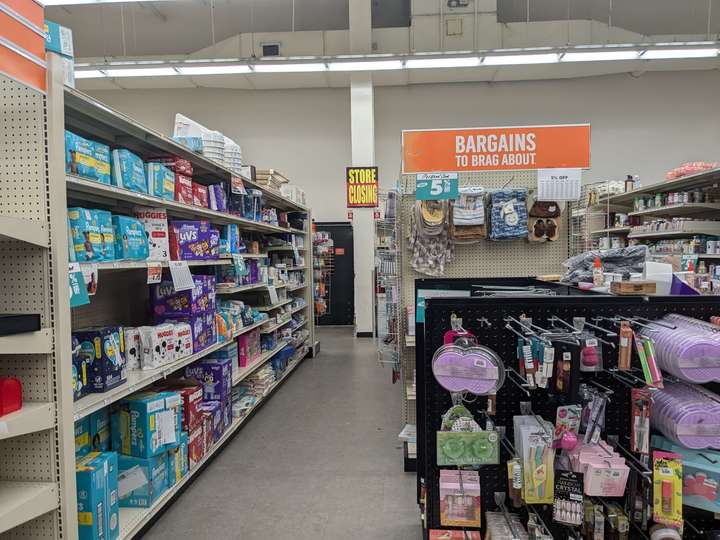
top-left (553, 471), bottom-right (584, 526)
top-left (652, 451), bottom-right (683, 528)
top-left (439, 469), bottom-right (481, 528)
top-left (618, 321), bottom-right (633, 371)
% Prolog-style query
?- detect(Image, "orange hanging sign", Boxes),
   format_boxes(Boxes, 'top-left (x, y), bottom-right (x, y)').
top-left (402, 124), bottom-right (590, 174)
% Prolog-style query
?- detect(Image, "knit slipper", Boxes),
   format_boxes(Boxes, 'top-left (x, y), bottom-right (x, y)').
top-left (545, 219), bottom-right (558, 241)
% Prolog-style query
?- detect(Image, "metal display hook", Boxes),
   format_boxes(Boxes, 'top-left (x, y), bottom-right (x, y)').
top-left (493, 492), bottom-right (521, 540)
top-left (550, 316), bottom-right (616, 348)
top-left (574, 316), bottom-right (618, 337)
top-left (504, 367), bottom-right (532, 396)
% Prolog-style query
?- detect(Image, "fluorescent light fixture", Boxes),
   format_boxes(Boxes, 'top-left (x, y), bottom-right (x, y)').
top-left (328, 60), bottom-right (404, 71)
top-left (74, 70), bottom-right (106, 79)
top-left (406, 57), bottom-right (480, 69)
top-left (42, 0), bottom-right (154, 4)
top-left (642, 48), bottom-right (719, 59)
top-left (562, 50), bottom-right (639, 62)
top-left (482, 53), bottom-right (559, 66)
top-left (253, 63), bottom-right (326, 73)
top-left (178, 65), bottom-right (251, 76)
top-left (105, 67), bottom-right (178, 77)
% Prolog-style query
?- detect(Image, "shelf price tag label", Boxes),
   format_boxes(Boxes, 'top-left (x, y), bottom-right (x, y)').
top-left (68, 263), bottom-right (90, 308)
top-left (537, 168), bottom-right (582, 201)
top-left (231, 175), bottom-right (247, 195)
top-left (146, 262), bottom-right (163, 284)
top-left (169, 261), bottom-right (194, 291)
top-left (415, 173), bottom-right (459, 200)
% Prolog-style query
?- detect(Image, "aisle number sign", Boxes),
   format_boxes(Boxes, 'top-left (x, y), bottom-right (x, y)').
top-left (402, 124), bottom-right (590, 173)
top-left (416, 173), bottom-right (459, 200)
top-left (346, 166), bottom-right (379, 208)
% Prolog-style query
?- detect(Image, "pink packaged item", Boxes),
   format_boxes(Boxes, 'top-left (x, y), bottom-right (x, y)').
top-left (237, 328), bottom-right (261, 368)
top-left (192, 183), bottom-right (209, 207)
top-left (175, 174), bottom-right (193, 205)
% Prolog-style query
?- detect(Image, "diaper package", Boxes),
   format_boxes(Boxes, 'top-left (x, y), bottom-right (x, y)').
top-left (160, 313), bottom-right (215, 353)
top-left (197, 400), bottom-right (224, 442)
top-left (68, 207), bottom-right (102, 262)
top-left (168, 220), bottom-right (220, 260)
top-left (192, 183), bottom-right (209, 207)
top-left (185, 356), bottom-right (232, 403)
top-left (175, 174), bottom-right (193, 205)
top-left (173, 322), bottom-right (193, 359)
top-left (151, 275), bottom-right (216, 317)
top-left (219, 224), bottom-right (243, 255)
top-left (111, 149), bottom-right (147, 194)
top-left (208, 183), bottom-right (227, 212)
top-left (112, 215), bottom-right (150, 261)
top-left (123, 327), bottom-right (142, 370)
top-left (166, 431), bottom-right (189, 487)
top-left (75, 417), bottom-right (91, 456)
top-left (138, 324), bottom-right (176, 370)
top-left (188, 425), bottom-right (204, 469)
top-left (117, 454), bottom-right (168, 508)
top-left (94, 209), bottom-right (115, 261)
top-left (65, 130), bottom-right (111, 184)
top-left (147, 156), bottom-right (193, 176)
top-left (161, 381), bottom-right (203, 431)
top-left (72, 336), bottom-right (90, 402)
top-left (88, 408), bottom-right (111, 452)
top-left (146, 162), bottom-right (175, 200)
top-left (73, 326), bottom-right (127, 393)
top-left (133, 206), bottom-right (170, 261)
top-left (76, 451), bottom-right (119, 540)
top-left (112, 391), bottom-right (182, 459)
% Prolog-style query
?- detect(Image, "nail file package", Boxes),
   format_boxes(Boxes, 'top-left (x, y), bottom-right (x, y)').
top-left (651, 380), bottom-right (720, 449)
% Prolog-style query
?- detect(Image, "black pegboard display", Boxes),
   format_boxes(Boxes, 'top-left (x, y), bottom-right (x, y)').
top-left (419, 293), bottom-right (720, 539)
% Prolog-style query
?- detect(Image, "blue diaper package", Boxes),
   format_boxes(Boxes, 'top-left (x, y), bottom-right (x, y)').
top-left (112, 391), bottom-right (182, 459)
top-left (112, 215), bottom-right (149, 261)
top-left (74, 326), bottom-right (126, 393)
top-left (166, 431), bottom-right (189, 488)
top-left (68, 207), bottom-right (102, 262)
top-left (93, 210), bottom-right (115, 262)
top-left (76, 451), bottom-right (119, 540)
top-left (111, 149), bottom-right (147, 194)
top-left (146, 163), bottom-right (176, 201)
top-left (89, 408), bottom-right (111, 452)
top-left (75, 416), bottom-right (91, 457)
top-left (65, 131), bottom-right (111, 184)
top-left (118, 453), bottom-right (168, 508)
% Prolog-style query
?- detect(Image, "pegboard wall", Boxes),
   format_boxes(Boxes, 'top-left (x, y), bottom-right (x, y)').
top-left (398, 171), bottom-right (570, 426)
top-left (420, 293), bottom-right (720, 540)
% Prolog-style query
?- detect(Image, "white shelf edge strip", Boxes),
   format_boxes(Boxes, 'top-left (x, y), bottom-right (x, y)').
top-left (255, 299), bottom-right (293, 311)
top-left (0, 481), bottom-right (59, 534)
top-left (260, 318), bottom-right (293, 334)
top-left (0, 402), bottom-right (55, 441)
top-left (231, 341), bottom-right (288, 385)
top-left (0, 329), bottom-right (53, 355)
top-left (73, 318), bottom-right (269, 420)
top-left (0, 215), bottom-right (48, 247)
top-left (118, 349), bottom-right (308, 539)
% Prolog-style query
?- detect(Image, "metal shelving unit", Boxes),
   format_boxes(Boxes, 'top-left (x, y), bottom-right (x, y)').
top-left (0, 54), bottom-right (318, 539)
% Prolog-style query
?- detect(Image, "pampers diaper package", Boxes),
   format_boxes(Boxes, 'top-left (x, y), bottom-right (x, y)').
top-left (111, 149), bottom-right (147, 194)
top-left (112, 391), bottom-right (182, 459)
top-left (133, 206), bottom-right (170, 261)
top-left (94, 210), bottom-right (115, 261)
top-left (65, 131), bottom-right (111, 184)
top-left (117, 454), bottom-right (168, 508)
top-left (112, 215), bottom-right (149, 260)
top-left (76, 451), bottom-right (119, 540)
top-left (146, 162), bottom-right (175, 200)
top-left (73, 326), bottom-right (127, 393)
top-left (68, 207), bottom-right (102, 262)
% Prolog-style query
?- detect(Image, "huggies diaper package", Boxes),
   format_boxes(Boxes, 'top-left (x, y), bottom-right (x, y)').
top-left (133, 206), bottom-right (170, 261)
top-left (173, 323), bottom-right (193, 359)
top-left (146, 162), bottom-right (175, 201)
top-left (93, 209), bottom-right (115, 261)
top-left (197, 400), bottom-right (224, 442)
top-left (175, 174), bottom-right (193, 205)
top-left (188, 425), bottom-right (204, 469)
top-left (111, 149), bottom-right (147, 194)
top-left (138, 324), bottom-right (176, 370)
top-left (168, 220), bottom-right (220, 260)
top-left (65, 130), bottom-right (111, 184)
top-left (73, 326), bottom-right (127, 392)
top-left (117, 454), bottom-right (168, 508)
top-left (68, 207), bottom-right (102, 262)
top-left (112, 215), bottom-right (150, 261)
top-left (112, 391), bottom-right (182, 459)
top-left (147, 156), bottom-right (193, 176)
top-left (123, 327), bottom-right (142, 370)
top-left (160, 381), bottom-right (203, 431)
top-left (160, 313), bottom-right (214, 354)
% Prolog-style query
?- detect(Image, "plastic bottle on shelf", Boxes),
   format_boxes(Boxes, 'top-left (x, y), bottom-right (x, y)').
top-left (593, 257), bottom-right (604, 287)
top-left (686, 260), bottom-right (697, 289)
top-left (696, 261), bottom-right (710, 293)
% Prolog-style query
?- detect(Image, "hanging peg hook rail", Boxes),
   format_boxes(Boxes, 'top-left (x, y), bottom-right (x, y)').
top-left (603, 369), bottom-right (638, 389)
top-left (525, 502), bottom-right (554, 538)
top-left (504, 367), bottom-right (532, 396)
top-left (493, 492), bottom-right (521, 540)
top-left (551, 316), bottom-right (616, 348)
top-left (587, 378), bottom-right (614, 396)
top-left (634, 316), bottom-right (676, 329)
top-left (575, 317), bottom-right (618, 337)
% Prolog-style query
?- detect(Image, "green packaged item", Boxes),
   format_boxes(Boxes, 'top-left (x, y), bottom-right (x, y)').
top-left (437, 430), bottom-right (499, 466)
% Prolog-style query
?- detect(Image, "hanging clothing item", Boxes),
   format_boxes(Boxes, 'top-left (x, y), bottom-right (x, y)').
top-left (409, 200), bottom-right (454, 276)
top-left (488, 188), bottom-right (529, 241)
top-left (451, 186), bottom-right (487, 243)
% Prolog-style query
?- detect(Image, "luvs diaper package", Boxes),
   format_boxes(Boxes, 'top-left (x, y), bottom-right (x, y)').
top-left (68, 207), bottom-right (102, 262)
top-left (146, 162), bottom-right (175, 200)
top-left (133, 206), bottom-right (170, 262)
top-left (111, 149), bottom-right (147, 193)
top-left (168, 220), bottom-right (220, 260)
top-left (112, 215), bottom-right (149, 261)
top-left (65, 130), bottom-right (111, 184)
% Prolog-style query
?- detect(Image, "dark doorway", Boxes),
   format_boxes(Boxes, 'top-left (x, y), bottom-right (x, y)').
top-left (314, 222), bottom-right (355, 326)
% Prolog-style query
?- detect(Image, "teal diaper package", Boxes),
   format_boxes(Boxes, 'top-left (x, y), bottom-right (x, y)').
top-left (118, 454), bottom-right (168, 508)
top-left (146, 163), bottom-right (175, 201)
top-left (112, 215), bottom-right (149, 261)
top-left (68, 207), bottom-right (102, 262)
top-left (76, 451), bottom-right (119, 540)
top-left (166, 431), bottom-right (189, 487)
top-left (94, 210), bottom-right (115, 262)
top-left (89, 408), bottom-right (111, 452)
top-left (65, 131), bottom-right (111, 184)
top-left (111, 149), bottom-right (147, 194)
top-left (75, 417), bottom-right (91, 456)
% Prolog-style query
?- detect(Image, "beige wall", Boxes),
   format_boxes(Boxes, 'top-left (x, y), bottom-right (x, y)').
top-left (91, 70), bottom-right (720, 221)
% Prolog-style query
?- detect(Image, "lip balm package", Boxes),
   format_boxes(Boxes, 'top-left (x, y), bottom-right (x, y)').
top-left (112, 215), bottom-right (150, 261)
top-left (146, 162), bottom-right (176, 201)
top-left (111, 149), bottom-right (148, 194)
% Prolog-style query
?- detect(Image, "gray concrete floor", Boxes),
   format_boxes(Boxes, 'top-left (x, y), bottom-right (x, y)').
top-left (142, 327), bottom-right (421, 540)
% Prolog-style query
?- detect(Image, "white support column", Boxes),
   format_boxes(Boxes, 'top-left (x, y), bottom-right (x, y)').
top-left (349, 0), bottom-right (375, 337)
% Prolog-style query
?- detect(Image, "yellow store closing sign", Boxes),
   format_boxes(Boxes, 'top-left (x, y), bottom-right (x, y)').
top-left (346, 166), bottom-right (379, 208)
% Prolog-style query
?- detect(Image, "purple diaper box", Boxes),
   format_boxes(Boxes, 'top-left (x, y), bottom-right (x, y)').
top-left (159, 311), bottom-right (216, 354)
top-left (196, 401), bottom-right (224, 442)
top-left (151, 275), bottom-right (216, 317)
top-left (185, 356), bottom-right (232, 403)
top-left (168, 221), bottom-right (220, 261)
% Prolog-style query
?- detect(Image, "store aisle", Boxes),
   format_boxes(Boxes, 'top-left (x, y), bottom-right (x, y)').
top-left (143, 327), bottom-right (420, 540)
